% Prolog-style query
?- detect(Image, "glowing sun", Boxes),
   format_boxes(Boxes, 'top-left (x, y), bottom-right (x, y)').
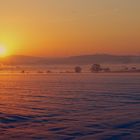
top-left (0, 45), bottom-right (8, 57)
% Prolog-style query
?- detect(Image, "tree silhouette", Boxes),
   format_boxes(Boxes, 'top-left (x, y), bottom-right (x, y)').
top-left (90, 64), bottom-right (102, 73)
top-left (75, 66), bottom-right (82, 73)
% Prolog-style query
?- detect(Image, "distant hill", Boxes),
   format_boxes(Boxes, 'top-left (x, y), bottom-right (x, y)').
top-left (65, 54), bottom-right (140, 64)
top-left (0, 55), bottom-right (44, 65)
top-left (0, 54), bottom-right (140, 65)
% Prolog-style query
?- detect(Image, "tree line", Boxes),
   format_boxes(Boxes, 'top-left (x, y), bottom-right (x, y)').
top-left (75, 64), bottom-right (110, 73)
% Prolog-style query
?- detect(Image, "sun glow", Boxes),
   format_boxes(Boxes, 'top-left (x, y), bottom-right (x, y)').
top-left (0, 45), bottom-right (8, 57)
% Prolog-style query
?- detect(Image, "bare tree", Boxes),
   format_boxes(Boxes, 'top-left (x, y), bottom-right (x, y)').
top-left (90, 64), bottom-right (102, 73)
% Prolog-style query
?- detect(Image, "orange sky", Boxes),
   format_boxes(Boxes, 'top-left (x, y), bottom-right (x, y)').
top-left (0, 0), bottom-right (140, 57)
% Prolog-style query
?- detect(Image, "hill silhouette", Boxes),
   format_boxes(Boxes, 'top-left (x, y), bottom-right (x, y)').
top-left (0, 54), bottom-right (140, 65)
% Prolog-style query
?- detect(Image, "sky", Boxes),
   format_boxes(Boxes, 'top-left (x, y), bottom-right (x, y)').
top-left (0, 0), bottom-right (140, 57)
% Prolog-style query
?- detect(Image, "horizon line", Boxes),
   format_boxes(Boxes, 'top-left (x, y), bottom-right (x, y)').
top-left (4, 53), bottom-right (140, 58)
